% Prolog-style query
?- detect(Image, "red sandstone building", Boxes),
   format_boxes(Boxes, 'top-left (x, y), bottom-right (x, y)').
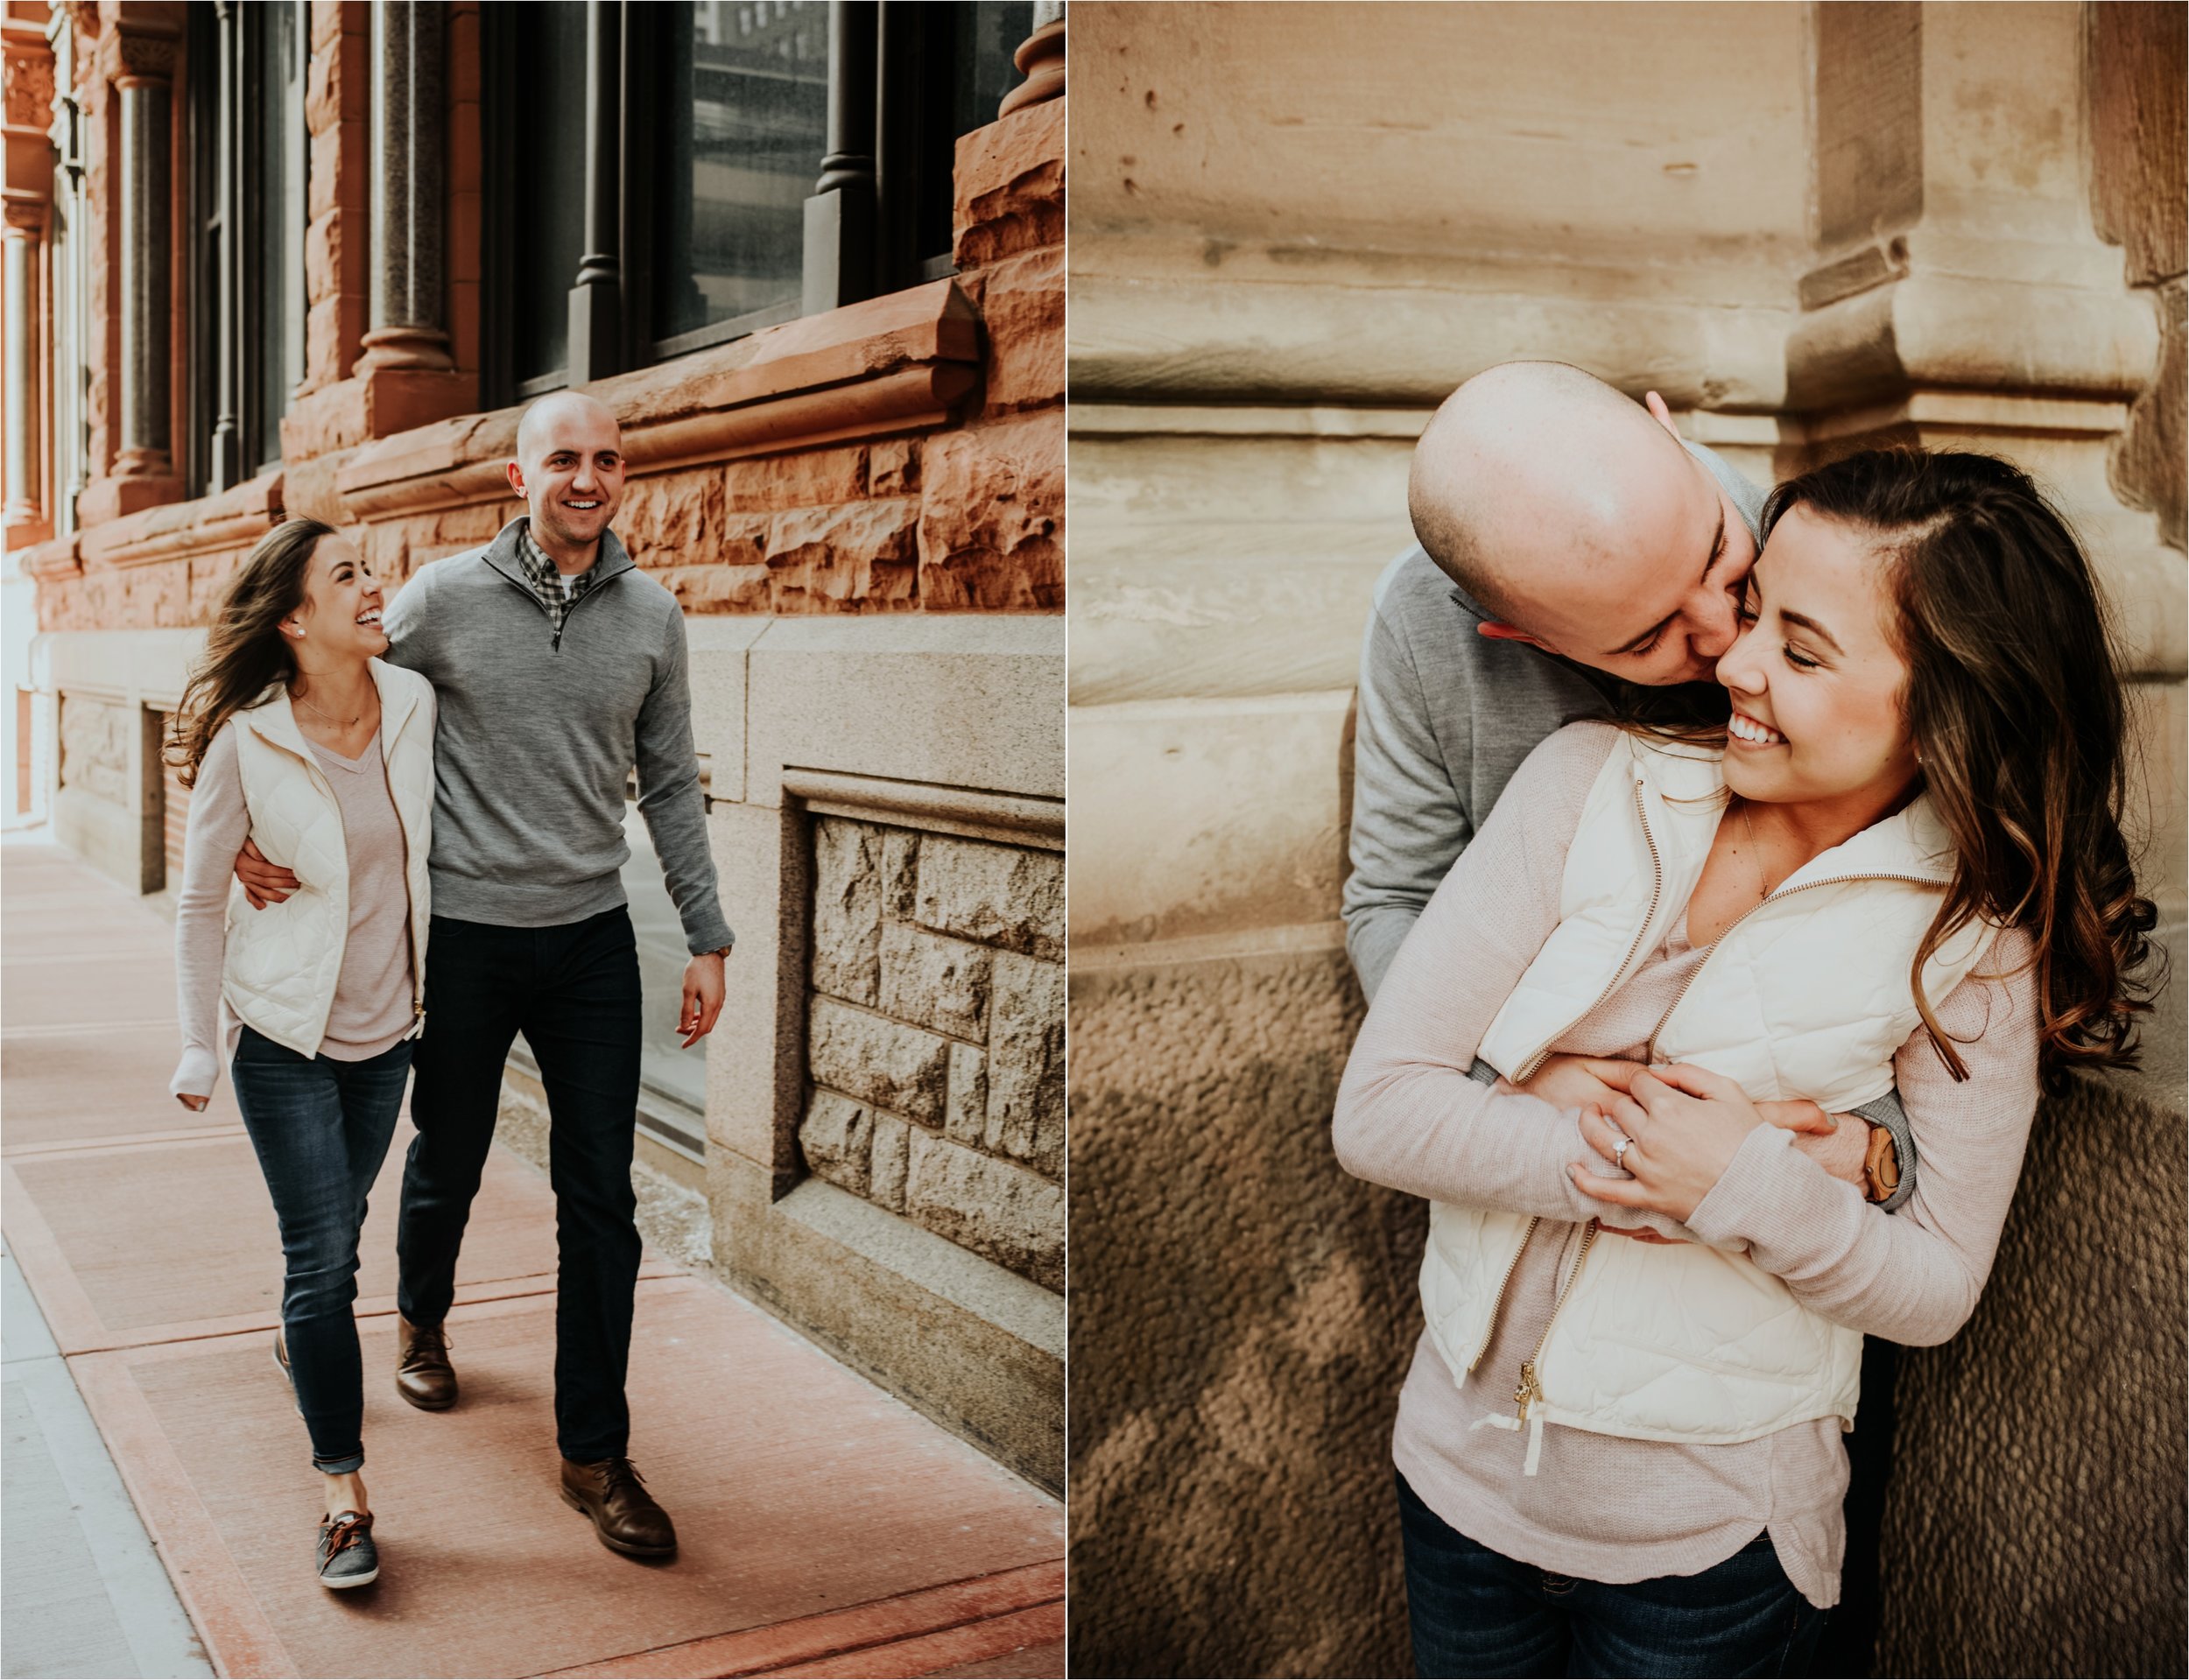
top-left (2, 0), bottom-right (1065, 1490)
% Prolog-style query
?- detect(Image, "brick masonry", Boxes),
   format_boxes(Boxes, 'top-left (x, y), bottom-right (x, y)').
top-left (799, 816), bottom-right (1063, 1292)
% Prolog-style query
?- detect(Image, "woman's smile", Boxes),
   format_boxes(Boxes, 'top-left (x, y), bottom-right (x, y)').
top-left (1727, 710), bottom-right (1784, 748)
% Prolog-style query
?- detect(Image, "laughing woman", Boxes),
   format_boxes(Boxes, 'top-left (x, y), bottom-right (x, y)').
top-left (167, 517), bottom-right (435, 1591)
top-left (1334, 450), bottom-right (2155, 1678)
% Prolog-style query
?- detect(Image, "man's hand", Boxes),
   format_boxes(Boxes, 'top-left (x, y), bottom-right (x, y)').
top-left (678, 952), bottom-right (727, 1048)
top-left (236, 838), bottom-right (299, 909)
top-left (1772, 1105), bottom-right (1875, 1194)
top-left (1500, 1053), bottom-right (1644, 1116)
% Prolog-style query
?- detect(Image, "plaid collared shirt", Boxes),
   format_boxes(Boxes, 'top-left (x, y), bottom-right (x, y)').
top-left (515, 524), bottom-right (602, 638)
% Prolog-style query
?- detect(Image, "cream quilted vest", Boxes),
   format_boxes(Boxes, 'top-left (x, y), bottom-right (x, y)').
top-left (1423, 730), bottom-right (1992, 1473)
top-left (222, 660), bottom-right (435, 1056)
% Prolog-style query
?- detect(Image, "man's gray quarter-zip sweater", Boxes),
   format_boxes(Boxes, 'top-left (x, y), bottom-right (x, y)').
top-left (382, 517), bottom-right (734, 953)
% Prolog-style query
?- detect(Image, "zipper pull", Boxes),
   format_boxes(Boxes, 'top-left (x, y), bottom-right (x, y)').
top-left (1515, 1361), bottom-right (1540, 1425)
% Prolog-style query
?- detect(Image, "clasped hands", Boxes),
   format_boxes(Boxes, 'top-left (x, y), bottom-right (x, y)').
top-left (1496, 1054), bottom-right (1867, 1234)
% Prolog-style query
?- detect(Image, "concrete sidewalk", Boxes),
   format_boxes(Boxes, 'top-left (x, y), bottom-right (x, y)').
top-left (1, 845), bottom-right (1064, 1679)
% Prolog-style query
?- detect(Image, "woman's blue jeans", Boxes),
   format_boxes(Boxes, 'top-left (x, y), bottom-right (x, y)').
top-left (229, 1026), bottom-right (411, 1473)
top-left (1397, 1471), bottom-right (1829, 1678)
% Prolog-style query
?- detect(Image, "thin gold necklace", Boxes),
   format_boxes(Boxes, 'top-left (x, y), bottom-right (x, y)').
top-left (1737, 799), bottom-right (1774, 902)
top-left (294, 685), bottom-right (375, 729)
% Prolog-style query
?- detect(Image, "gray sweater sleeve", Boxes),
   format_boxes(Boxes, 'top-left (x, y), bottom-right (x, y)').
top-left (635, 607), bottom-right (734, 955)
top-left (1342, 591), bottom-right (1471, 1004)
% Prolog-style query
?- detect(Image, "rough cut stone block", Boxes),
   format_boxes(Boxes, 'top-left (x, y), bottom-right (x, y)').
top-left (869, 439), bottom-right (920, 498)
top-left (946, 1043), bottom-right (989, 1145)
top-left (986, 952), bottom-right (1065, 1179)
top-left (616, 468), bottom-right (739, 564)
top-left (882, 827), bottom-right (920, 919)
top-left (905, 1130), bottom-right (1064, 1293)
top-left (767, 499), bottom-right (919, 613)
top-left (969, 245), bottom-right (1065, 415)
top-left (916, 415), bottom-right (1064, 610)
top-left (913, 835), bottom-right (1064, 962)
top-left (879, 922), bottom-right (991, 1042)
top-left (869, 1111), bottom-right (910, 1213)
top-left (807, 996), bottom-right (948, 1125)
top-left (724, 446), bottom-right (869, 514)
top-left (810, 819), bottom-right (881, 1005)
top-left (798, 1090), bottom-right (872, 1197)
top-left (953, 99), bottom-right (1065, 269)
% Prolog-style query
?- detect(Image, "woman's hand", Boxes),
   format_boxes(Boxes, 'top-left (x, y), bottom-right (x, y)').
top-left (1499, 1053), bottom-right (1644, 1115)
top-left (176, 1093), bottom-right (210, 1113)
top-left (1568, 1064), bottom-right (1790, 1223)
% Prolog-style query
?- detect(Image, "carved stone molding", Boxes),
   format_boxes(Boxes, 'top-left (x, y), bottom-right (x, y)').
top-left (109, 27), bottom-right (178, 84)
top-left (3, 45), bottom-right (56, 126)
top-left (998, 15), bottom-right (1063, 118)
top-left (2, 197), bottom-right (46, 235)
top-left (334, 278), bottom-right (983, 517)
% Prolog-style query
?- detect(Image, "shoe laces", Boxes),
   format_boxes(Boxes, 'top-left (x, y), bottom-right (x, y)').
top-left (321, 1510), bottom-right (373, 1557)
top-left (403, 1325), bottom-right (448, 1361)
top-left (595, 1457), bottom-right (648, 1498)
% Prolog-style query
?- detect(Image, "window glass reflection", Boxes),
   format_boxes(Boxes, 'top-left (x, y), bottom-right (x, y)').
top-left (654, 0), bottom-right (830, 345)
top-left (620, 805), bottom-right (708, 1114)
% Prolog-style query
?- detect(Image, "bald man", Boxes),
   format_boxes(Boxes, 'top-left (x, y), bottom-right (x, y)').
top-left (1348, 362), bottom-right (1907, 1670)
top-left (239, 391), bottom-right (729, 1559)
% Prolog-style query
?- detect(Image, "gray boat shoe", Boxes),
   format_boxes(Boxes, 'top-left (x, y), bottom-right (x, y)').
top-left (315, 1510), bottom-right (378, 1589)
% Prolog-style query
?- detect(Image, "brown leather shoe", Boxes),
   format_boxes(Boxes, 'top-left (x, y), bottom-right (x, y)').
top-left (395, 1316), bottom-right (457, 1411)
top-left (560, 1456), bottom-right (677, 1559)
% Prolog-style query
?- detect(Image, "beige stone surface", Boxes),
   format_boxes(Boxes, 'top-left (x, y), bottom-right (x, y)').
top-left (947, 1042), bottom-right (990, 1147)
top-left (811, 816), bottom-right (884, 1007)
top-left (1068, 937), bottom-right (1397, 1679)
top-left (799, 1090), bottom-right (876, 1198)
top-left (879, 921), bottom-right (993, 1043)
top-left (905, 1130), bottom-right (1065, 1294)
top-left (985, 952), bottom-right (1065, 1180)
top-left (808, 997), bottom-right (950, 1128)
top-left (1067, 692), bottom-right (1352, 948)
top-left (913, 836), bottom-right (1065, 965)
top-left (743, 615), bottom-right (1066, 808)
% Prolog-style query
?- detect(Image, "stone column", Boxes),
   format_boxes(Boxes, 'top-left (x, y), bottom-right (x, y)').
top-left (999, 0), bottom-right (1064, 118)
top-left (357, 0), bottom-right (452, 371)
top-left (2, 203), bottom-right (42, 530)
top-left (112, 32), bottom-right (176, 482)
top-left (801, 0), bottom-right (876, 317)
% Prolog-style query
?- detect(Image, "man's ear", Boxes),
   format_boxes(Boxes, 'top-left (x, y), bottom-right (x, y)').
top-left (1644, 390), bottom-right (1682, 441)
top-left (1476, 620), bottom-right (1552, 652)
top-left (506, 460), bottom-right (526, 499)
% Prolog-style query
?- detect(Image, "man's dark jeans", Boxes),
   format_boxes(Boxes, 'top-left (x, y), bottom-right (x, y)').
top-left (396, 909), bottom-right (644, 1462)
top-left (1397, 1471), bottom-right (1828, 1678)
top-left (229, 1026), bottom-right (412, 1474)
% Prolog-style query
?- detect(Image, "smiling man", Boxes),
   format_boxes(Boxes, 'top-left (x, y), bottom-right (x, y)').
top-left (238, 390), bottom-right (732, 1561)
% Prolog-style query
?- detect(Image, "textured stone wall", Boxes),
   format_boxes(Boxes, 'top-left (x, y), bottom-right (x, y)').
top-left (29, 34), bottom-right (1064, 635)
top-left (800, 816), bottom-right (1064, 1292)
top-left (56, 694), bottom-right (128, 806)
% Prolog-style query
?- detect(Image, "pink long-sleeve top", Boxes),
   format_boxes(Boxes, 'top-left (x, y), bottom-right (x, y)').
top-left (169, 721), bottom-right (417, 1101)
top-left (1332, 721), bottom-right (2041, 1608)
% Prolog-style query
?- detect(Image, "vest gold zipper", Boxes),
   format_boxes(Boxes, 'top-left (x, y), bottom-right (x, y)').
top-left (1644, 869), bottom-right (1945, 1063)
top-left (1514, 1217), bottom-right (1600, 1427)
top-left (1466, 1215), bottom-right (1541, 1373)
top-left (1513, 774), bottom-right (1664, 1083)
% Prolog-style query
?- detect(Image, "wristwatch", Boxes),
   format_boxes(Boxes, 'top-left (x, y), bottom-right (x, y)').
top-left (1862, 1126), bottom-right (1901, 1205)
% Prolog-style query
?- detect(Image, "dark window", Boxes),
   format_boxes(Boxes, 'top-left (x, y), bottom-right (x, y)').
top-left (482, 0), bottom-right (1036, 404)
top-left (651, 1), bottom-right (829, 357)
top-left (183, 0), bottom-right (307, 494)
top-left (510, 2), bottom-right (590, 392)
top-left (247, 0), bottom-right (308, 474)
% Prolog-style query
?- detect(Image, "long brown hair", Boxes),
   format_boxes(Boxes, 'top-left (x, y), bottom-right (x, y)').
top-left (165, 517), bottom-right (337, 789)
top-left (1759, 449), bottom-right (2158, 1092)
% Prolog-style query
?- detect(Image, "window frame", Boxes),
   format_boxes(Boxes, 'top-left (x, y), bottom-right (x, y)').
top-left (183, 0), bottom-right (309, 496)
top-left (479, 0), bottom-right (1014, 409)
